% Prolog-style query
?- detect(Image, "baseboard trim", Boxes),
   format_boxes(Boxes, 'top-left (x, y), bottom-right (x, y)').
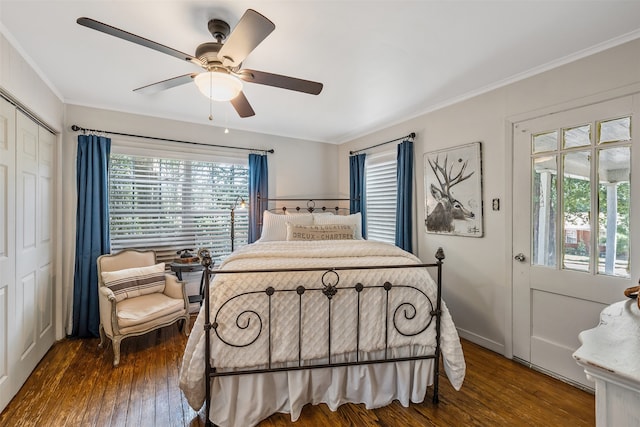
top-left (512, 356), bottom-right (595, 393)
top-left (456, 328), bottom-right (505, 355)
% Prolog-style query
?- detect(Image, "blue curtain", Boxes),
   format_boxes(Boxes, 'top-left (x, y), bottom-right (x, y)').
top-left (248, 153), bottom-right (268, 243)
top-left (71, 134), bottom-right (111, 338)
top-left (395, 140), bottom-right (414, 252)
top-left (349, 153), bottom-right (367, 239)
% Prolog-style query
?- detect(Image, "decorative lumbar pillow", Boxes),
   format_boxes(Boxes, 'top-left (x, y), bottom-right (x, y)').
top-left (287, 224), bottom-right (356, 241)
top-left (259, 210), bottom-right (314, 242)
top-left (101, 262), bottom-right (166, 302)
top-left (314, 212), bottom-right (363, 239)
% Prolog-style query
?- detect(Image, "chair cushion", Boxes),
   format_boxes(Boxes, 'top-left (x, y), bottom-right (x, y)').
top-left (101, 263), bottom-right (166, 302)
top-left (116, 293), bottom-right (185, 329)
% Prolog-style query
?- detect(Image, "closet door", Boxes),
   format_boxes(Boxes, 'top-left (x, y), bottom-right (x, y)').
top-left (0, 98), bottom-right (16, 410)
top-left (37, 127), bottom-right (55, 347)
top-left (13, 111), bottom-right (55, 391)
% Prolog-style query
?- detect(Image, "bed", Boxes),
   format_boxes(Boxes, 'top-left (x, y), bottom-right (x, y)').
top-left (179, 203), bottom-right (466, 427)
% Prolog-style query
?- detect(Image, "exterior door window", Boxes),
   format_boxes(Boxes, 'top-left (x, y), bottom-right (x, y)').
top-left (530, 116), bottom-right (631, 278)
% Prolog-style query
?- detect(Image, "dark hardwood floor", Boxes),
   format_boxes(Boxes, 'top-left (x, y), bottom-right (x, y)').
top-left (0, 317), bottom-right (595, 426)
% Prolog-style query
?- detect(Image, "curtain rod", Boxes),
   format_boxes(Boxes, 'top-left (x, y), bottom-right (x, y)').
top-left (349, 132), bottom-right (415, 155)
top-left (70, 124), bottom-right (275, 154)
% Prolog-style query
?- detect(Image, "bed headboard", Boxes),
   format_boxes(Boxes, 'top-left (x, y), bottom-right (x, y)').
top-left (257, 195), bottom-right (355, 216)
top-left (255, 195), bottom-right (363, 240)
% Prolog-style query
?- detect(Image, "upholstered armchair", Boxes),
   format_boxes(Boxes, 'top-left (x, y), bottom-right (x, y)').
top-left (97, 249), bottom-right (190, 366)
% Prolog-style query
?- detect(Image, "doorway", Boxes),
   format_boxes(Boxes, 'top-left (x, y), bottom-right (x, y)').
top-left (512, 96), bottom-right (638, 388)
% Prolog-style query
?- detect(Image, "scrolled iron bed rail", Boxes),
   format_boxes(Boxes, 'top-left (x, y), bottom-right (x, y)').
top-left (201, 247), bottom-right (445, 426)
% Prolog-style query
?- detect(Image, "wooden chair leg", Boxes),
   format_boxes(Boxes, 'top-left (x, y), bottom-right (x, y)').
top-left (98, 324), bottom-right (107, 349)
top-left (182, 315), bottom-right (191, 336)
top-left (112, 337), bottom-right (122, 367)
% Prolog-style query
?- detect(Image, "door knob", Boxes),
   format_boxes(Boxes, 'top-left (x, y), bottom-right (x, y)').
top-left (514, 253), bottom-right (526, 262)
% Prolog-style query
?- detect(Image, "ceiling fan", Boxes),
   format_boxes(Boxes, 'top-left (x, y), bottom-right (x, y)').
top-left (77, 9), bottom-right (323, 118)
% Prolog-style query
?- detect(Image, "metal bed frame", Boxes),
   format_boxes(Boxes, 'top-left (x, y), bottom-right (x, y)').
top-left (199, 247), bottom-right (446, 426)
top-left (256, 194), bottom-right (352, 216)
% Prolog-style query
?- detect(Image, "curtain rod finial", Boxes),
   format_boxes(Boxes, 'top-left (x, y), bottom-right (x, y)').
top-left (71, 125), bottom-right (80, 132)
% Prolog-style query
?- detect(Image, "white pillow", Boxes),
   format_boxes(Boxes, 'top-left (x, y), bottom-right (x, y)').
top-left (259, 210), bottom-right (313, 241)
top-left (284, 210), bottom-right (313, 217)
top-left (313, 212), bottom-right (363, 239)
top-left (312, 211), bottom-right (335, 217)
top-left (286, 210), bottom-right (337, 221)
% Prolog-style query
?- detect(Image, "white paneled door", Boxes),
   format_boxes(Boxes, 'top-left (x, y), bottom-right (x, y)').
top-left (13, 111), bottom-right (55, 393)
top-left (0, 97), bottom-right (16, 410)
top-left (513, 96), bottom-right (639, 388)
top-left (0, 100), bottom-right (55, 412)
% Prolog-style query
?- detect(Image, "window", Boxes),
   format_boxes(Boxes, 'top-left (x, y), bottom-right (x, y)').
top-left (365, 151), bottom-right (397, 244)
top-left (109, 153), bottom-right (248, 264)
top-left (530, 115), bottom-right (631, 277)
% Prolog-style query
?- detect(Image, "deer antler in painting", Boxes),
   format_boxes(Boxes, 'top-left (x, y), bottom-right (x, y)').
top-left (426, 155), bottom-right (475, 233)
top-left (429, 155), bottom-right (474, 198)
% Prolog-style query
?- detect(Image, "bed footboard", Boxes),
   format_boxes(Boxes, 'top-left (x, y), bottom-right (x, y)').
top-left (200, 247), bottom-right (445, 425)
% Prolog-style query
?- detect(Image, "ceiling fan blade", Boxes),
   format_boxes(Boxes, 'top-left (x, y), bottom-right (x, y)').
top-left (237, 69), bottom-right (323, 95)
top-left (217, 9), bottom-right (275, 68)
top-left (133, 73), bottom-right (198, 94)
top-left (230, 91), bottom-right (255, 118)
top-left (77, 17), bottom-right (203, 67)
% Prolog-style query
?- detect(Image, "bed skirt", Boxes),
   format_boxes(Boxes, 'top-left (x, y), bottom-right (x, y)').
top-left (208, 357), bottom-right (434, 427)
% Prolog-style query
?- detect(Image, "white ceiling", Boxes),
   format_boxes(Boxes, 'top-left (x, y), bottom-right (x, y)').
top-left (2, 1), bottom-right (640, 144)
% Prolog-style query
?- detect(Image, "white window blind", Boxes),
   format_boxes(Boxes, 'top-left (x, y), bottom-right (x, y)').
top-left (365, 152), bottom-right (397, 244)
top-left (109, 153), bottom-right (248, 264)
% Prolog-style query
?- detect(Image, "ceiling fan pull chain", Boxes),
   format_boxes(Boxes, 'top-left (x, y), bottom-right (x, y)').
top-left (208, 72), bottom-right (213, 121)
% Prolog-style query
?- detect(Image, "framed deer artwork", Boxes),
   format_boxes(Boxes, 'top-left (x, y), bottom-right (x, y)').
top-left (424, 141), bottom-right (483, 237)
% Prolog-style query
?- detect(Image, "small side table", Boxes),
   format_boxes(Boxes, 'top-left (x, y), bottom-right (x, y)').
top-left (170, 262), bottom-right (205, 305)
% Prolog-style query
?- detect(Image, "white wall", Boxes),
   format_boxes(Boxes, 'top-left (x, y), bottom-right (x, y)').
top-left (0, 31), bottom-right (63, 130)
top-left (338, 37), bottom-right (640, 355)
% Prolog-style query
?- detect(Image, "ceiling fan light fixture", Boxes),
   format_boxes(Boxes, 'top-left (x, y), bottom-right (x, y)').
top-left (194, 72), bottom-right (243, 101)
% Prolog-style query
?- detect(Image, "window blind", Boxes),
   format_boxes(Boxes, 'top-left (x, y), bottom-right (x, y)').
top-left (109, 153), bottom-right (248, 264)
top-left (365, 155), bottom-right (397, 244)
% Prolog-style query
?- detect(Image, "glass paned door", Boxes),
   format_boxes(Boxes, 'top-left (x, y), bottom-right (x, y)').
top-left (513, 96), bottom-right (638, 388)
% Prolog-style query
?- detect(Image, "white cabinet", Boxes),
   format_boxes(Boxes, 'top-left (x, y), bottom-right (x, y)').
top-left (573, 299), bottom-right (640, 427)
top-left (0, 97), bottom-right (56, 412)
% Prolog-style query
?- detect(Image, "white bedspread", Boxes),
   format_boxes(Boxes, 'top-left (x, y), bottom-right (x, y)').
top-left (179, 240), bottom-right (465, 425)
